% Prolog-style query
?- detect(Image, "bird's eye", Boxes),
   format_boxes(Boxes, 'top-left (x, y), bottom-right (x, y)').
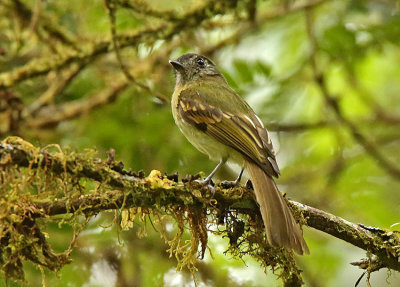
top-left (196, 57), bottom-right (205, 66)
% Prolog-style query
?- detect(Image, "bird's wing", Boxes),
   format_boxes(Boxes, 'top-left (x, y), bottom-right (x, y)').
top-left (177, 92), bottom-right (280, 177)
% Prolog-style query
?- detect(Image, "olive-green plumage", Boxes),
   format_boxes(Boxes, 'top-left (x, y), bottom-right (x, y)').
top-left (170, 53), bottom-right (309, 255)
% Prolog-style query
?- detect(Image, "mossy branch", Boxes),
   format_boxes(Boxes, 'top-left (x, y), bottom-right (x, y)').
top-left (1, 137), bottom-right (399, 286)
top-left (24, 81), bottom-right (129, 129)
top-left (0, 0), bottom-right (239, 89)
top-left (7, 0), bottom-right (80, 50)
top-left (0, 0), bottom-right (328, 90)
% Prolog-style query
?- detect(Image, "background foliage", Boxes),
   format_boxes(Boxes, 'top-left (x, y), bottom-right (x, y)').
top-left (1, 0), bottom-right (400, 286)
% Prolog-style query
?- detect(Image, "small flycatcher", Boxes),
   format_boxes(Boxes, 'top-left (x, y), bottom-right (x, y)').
top-left (170, 53), bottom-right (308, 255)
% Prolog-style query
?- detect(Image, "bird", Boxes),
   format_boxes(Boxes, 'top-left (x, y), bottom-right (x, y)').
top-left (169, 53), bottom-right (309, 255)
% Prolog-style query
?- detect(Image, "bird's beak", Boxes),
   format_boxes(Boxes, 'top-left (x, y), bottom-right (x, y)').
top-left (169, 60), bottom-right (185, 73)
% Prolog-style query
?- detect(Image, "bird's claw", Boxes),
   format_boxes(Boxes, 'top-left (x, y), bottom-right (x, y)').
top-left (220, 179), bottom-right (241, 188)
top-left (221, 169), bottom-right (243, 188)
top-left (194, 179), bottom-right (216, 197)
top-left (195, 178), bottom-right (213, 186)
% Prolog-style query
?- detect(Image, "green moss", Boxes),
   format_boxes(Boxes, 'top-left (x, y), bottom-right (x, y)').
top-left (1, 137), bottom-right (304, 285)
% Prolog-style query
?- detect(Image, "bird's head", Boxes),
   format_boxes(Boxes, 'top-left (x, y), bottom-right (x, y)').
top-left (169, 53), bottom-right (223, 86)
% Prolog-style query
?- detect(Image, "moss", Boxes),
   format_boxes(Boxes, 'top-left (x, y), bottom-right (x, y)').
top-left (0, 138), bottom-right (101, 281)
top-left (1, 137), bottom-right (304, 285)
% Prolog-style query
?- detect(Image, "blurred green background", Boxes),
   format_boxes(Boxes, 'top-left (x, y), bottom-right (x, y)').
top-left (1, 0), bottom-right (400, 286)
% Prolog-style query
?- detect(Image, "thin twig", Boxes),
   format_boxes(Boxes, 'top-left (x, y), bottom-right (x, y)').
top-left (23, 63), bottom-right (87, 118)
top-left (105, 0), bottom-right (136, 82)
top-left (104, 0), bottom-right (167, 102)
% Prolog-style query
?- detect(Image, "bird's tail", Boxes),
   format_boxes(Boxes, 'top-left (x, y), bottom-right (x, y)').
top-left (245, 160), bottom-right (309, 255)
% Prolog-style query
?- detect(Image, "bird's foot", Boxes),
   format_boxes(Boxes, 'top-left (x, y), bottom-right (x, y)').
top-left (194, 179), bottom-right (215, 197)
top-left (220, 179), bottom-right (241, 188)
top-left (221, 168), bottom-right (244, 188)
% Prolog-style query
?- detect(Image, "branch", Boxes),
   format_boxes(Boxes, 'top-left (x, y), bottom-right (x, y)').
top-left (104, 0), bottom-right (168, 103)
top-left (257, 0), bottom-right (326, 22)
top-left (115, 0), bottom-right (184, 21)
top-left (24, 81), bottom-right (129, 129)
top-left (6, 0), bottom-right (79, 50)
top-left (23, 63), bottom-right (87, 118)
top-left (0, 0), bottom-right (327, 90)
top-left (291, 202), bottom-right (400, 272)
top-left (1, 137), bottom-right (399, 274)
top-left (31, 188), bottom-right (400, 273)
top-left (266, 120), bottom-right (352, 132)
top-left (200, 0), bottom-right (327, 56)
top-left (0, 1), bottom-right (239, 89)
top-left (105, 0), bottom-right (137, 83)
top-left (1, 0), bottom-right (331, 135)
